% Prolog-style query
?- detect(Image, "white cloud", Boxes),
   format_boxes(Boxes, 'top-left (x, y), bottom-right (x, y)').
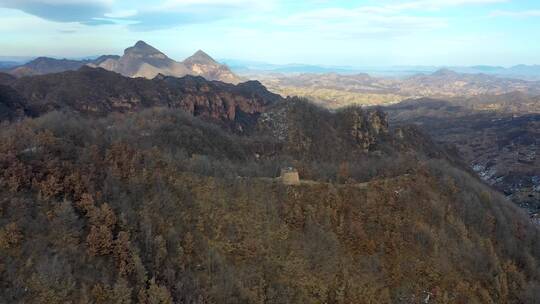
top-left (276, 6), bottom-right (447, 39)
top-left (0, 0), bottom-right (113, 23)
top-left (0, 0), bottom-right (507, 32)
top-left (125, 0), bottom-right (273, 31)
top-left (273, 0), bottom-right (507, 40)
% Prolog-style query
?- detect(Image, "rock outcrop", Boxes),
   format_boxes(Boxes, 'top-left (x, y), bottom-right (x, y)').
top-left (257, 99), bottom-right (390, 158)
top-left (337, 107), bottom-right (389, 151)
top-left (9, 66), bottom-right (281, 131)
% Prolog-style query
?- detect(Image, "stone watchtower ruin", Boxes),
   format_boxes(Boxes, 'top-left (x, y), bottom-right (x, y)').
top-left (280, 167), bottom-right (300, 185)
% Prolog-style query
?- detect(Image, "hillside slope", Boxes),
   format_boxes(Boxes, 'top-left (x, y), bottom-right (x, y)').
top-left (7, 66), bottom-right (280, 131)
top-left (1, 99), bottom-right (539, 303)
top-left (384, 98), bottom-right (540, 215)
top-left (0, 84), bottom-right (32, 122)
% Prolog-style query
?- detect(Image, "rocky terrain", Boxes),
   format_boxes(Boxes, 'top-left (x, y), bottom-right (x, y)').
top-left (7, 41), bottom-right (242, 84)
top-left (258, 70), bottom-right (540, 216)
top-left (450, 92), bottom-right (540, 113)
top-left (255, 69), bottom-right (540, 108)
top-left (89, 41), bottom-right (190, 80)
top-left (183, 50), bottom-right (241, 84)
top-left (3, 66), bottom-right (278, 131)
top-left (1, 59), bottom-right (540, 303)
top-left (384, 98), bottom-right (540, 215)
top-left (1, 92), bottom-right (540, 302)
top-left (399, 69), bottom-right (540, 97)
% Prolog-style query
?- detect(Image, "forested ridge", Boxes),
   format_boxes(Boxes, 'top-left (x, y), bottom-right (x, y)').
top-left (0, 69), bottom-right (539, 303)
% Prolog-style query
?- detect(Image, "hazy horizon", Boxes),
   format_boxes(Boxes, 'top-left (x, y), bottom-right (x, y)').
top-left (2, 51), bottom-right (540, 71)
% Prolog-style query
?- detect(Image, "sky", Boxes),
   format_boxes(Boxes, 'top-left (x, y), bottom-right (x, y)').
top-left (0, 0), bottom-right (539, 66)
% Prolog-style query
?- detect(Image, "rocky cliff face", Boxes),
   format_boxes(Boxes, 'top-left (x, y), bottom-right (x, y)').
top-left (8, 66), bottom-right (281, 131)
top-left (384, 97), bottom-right (540, 213)
top-left (336, 108), bottom-right (389, 152)
top-left (257, 99), bottom-right (390, 158)
top-left (160, 75), bottom-right (280, 130)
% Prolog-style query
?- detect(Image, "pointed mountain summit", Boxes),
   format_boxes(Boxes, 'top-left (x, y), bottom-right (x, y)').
top-left (125, 40), bottom-right (166, 57)
top-left (184, 50), bottom-right (218, 65)
top-left (92, 41), bottom-right (241, 83)
top-left (182, 49), bottom-right (242, 84)
top-left (8, 41), bottom-right (242, 83)
top-left (92, 41), bottom-right (187, 78)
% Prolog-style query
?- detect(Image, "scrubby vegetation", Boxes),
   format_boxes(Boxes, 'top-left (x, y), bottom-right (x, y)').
top-left (0, 100), bottom-right (539, 304)
top-left (271, 86), bottom-right (402, 109)
top-left (384, 98), bottom-right (540, 213)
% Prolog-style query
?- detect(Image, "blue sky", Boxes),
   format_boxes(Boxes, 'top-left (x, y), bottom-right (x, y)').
top-left (0, 0), bottom-right (539, 66)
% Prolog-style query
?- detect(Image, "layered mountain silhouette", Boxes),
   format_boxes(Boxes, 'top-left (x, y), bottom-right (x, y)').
top-left (7, 41), bottom-right (242, 84)
top-left (8, 57), bottom-right (93, 78)
top-left (3, 66), bottom-right (279, 130)
top-left (89, 41), bottom-right (190, 79)
top-left (260, 68), bottom-right (540, 108)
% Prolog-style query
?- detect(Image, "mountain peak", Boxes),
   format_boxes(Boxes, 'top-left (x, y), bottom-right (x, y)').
top-left (184, 50), bottom-right (217, 64)
top-left (125, 41), bottom-right (165, 57)
top-left (194, 49), bottom-right (210, 57)
top-left (135, 40), bottom-right (150, 48)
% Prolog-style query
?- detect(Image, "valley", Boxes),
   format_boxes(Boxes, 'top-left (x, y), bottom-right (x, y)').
top-left (246, 70), bottom-right (540, 216)
top-left (384, 99), bottom-right (540, 216)
top-left (251, 70), bottom-right (540, 109)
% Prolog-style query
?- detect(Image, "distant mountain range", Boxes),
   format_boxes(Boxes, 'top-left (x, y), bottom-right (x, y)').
top-left (223, 59), bottom-right (540, 80)
top-left (8, 57), bottom-right (98, 78)
top-left (256, 68), bottom-right (540, 109)
top-left (5, 49), bottom-right (540, 81)
top-left (222, 59), bottom-right (362, 75)
top-left (5, 41), bottom-right (242, 84)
